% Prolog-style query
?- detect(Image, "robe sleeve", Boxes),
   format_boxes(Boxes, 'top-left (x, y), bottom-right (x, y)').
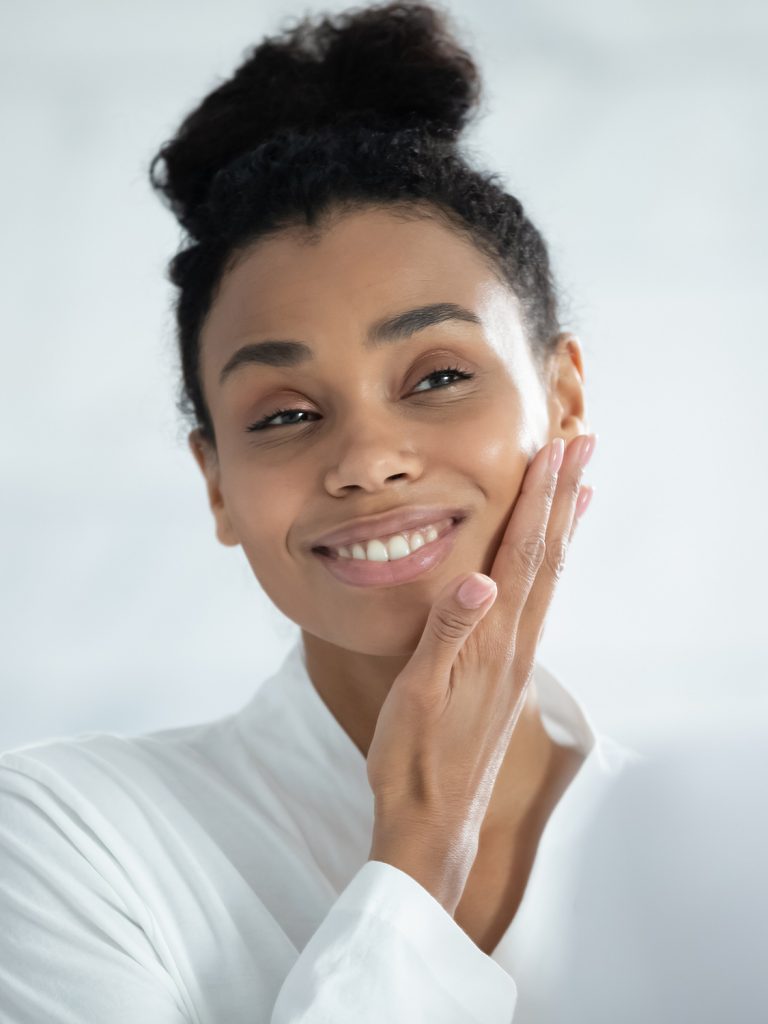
top-left (271, 858), bottom-right (517, 1023)
top-left (0, 755), bottom-right (517, 1024)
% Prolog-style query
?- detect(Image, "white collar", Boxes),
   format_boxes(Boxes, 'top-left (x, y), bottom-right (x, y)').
top-left (237, 635), bottom-right (640, 935)
top-left (245, 635), bottom-right (632, 806)
top-left (293, 635), bottom-right (601, 758)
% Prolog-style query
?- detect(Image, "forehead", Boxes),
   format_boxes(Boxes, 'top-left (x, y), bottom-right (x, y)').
top-left (200, 206), bottom-right (519, 359)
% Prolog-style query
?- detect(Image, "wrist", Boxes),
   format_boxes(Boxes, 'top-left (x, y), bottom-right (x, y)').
top-left (369, 823), bottom-right (478, 915)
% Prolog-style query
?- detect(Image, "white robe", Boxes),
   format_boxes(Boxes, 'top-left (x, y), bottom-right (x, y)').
top-left (0, 635), bottom-right (638, 1022)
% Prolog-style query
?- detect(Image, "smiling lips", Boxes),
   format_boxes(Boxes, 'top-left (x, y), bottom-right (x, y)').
top-left (310, 504), bottom-right (469, 552)
top-left (319, 516), bottom-right (455, 561)
top-left (312, 516), bottom-right (465, 588)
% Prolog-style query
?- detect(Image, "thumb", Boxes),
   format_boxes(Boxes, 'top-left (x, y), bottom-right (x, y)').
top-left (410, 572), bottom-right (498, 678)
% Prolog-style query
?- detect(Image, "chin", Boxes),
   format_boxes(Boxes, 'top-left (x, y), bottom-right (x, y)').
top-left (338, 630), bottom-right (422, 660)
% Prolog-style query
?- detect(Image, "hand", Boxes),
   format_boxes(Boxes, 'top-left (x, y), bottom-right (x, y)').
top-left (366, 433), bottom-right (596, 913)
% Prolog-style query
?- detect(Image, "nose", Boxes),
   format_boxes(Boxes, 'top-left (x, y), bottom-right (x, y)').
top-left (322, 423), bottom-right (424, 495)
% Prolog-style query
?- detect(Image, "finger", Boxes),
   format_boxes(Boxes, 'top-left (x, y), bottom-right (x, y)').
top-left (568, 485), bottom-right (594, 543)
top-left (405, 571), bottom-right (498, 686)
top-left (517, 434), bottom-right (595, 655)
top-left (478, 437), bottom-right (564, 656)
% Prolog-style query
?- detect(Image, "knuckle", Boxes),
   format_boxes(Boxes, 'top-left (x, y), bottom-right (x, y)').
top-left (543, 472), bottom-right (559, 503)
top-left (544, 537), bottom-right (569, 579)
top-left (516, 534), bottom-right (547, 576)
top-left (397, 673), bottom-right (446, 718)
top-left (431, 608), bottom-right (471, 645)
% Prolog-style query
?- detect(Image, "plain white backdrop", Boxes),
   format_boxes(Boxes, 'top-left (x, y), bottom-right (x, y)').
top-left (1, 0), bottom-right (766, 753)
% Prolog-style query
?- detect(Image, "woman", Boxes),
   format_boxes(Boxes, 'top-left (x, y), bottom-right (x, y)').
top-left (0, 2), bottom-right (638, 1021)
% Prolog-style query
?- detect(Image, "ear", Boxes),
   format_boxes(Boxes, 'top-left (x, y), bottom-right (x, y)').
top-left (544, 332), bottom-right (590, 443)
top-left (188, 429), bottom-right (240, 548)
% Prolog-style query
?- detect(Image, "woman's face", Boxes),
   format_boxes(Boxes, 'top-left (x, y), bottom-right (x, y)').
top-left (191, 205), bottom-right (584, 656)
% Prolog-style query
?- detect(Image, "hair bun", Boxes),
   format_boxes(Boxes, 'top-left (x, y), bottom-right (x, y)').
top-left (150, 1), bottom-right (482, 236)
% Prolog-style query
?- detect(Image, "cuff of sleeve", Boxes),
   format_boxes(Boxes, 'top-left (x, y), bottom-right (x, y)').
top-left (343, 859), bottom-right (517, 1022)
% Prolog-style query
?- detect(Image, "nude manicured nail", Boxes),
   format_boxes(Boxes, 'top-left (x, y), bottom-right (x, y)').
top-left (575, 486), bottom-right (594, 519)
top-left (549, 438), bottom-right (565, 473)
top-left (578, 433), bottom-right (597, 469)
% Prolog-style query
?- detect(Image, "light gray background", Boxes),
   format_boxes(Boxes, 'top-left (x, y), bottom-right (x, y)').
top-left (2, 0), bottom-right (766, 753)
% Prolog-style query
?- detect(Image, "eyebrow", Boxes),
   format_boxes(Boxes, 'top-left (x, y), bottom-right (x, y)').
top-left (217, 302), bottom-right (482, 388)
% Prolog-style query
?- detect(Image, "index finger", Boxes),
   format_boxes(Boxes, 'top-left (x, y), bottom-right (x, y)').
top-left (476, 438), bottom-right (564, 657)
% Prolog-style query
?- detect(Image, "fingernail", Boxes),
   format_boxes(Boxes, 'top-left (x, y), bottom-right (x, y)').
top-left (549, 437), bottom-right (565, 473)
top-left (575, 486), bottom-right (594, 519)
top-left (577, 433), bottom-right (597, 469)
top-left (457, 574), bottom-right (497, 608)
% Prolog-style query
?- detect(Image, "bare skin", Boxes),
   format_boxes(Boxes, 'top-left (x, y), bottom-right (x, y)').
top-left (189, 203), bottom-right (592, 949)
top-left (454, 741), bottom-right (585, 954)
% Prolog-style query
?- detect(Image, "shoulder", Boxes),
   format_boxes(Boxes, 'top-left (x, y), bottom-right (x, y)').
top-left (0, 735), bottom-right (156, 879)
top-left (0, 715), bottom-right (233, 845)
top-left (2, 726), bottom-right (177, 798)
top-left (1, 732), bottom-right (138, 810)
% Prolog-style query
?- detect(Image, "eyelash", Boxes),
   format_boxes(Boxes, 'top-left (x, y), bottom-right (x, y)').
top-left (245, 365), bottom-right (475, 433)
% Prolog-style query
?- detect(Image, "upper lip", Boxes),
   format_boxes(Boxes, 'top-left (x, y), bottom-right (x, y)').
top-left (309, 505), bottom-right (469, 551)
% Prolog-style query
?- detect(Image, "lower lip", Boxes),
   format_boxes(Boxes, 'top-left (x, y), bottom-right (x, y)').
top-left (313, 518), bottom-right (465, 588)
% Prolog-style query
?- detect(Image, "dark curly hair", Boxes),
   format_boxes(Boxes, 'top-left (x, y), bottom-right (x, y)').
top-left (149, 0), bottom-right (563, 450)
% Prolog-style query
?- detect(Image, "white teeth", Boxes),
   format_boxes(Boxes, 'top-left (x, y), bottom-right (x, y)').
top-left (365, 539), bottom-right (389, 562)
top-left (386, 535), bottom-right (411, 560)
top-left (329, 518), bottom-right (453, 561)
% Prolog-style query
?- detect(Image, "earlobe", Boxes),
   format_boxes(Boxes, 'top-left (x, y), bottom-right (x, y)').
top-left (187, 429), bottom-right (241, 549)
top-left (214, 517), bottom-right (241, 549)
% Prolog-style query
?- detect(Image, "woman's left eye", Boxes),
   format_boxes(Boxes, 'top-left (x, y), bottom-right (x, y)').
top-left (410, 365), bottom-right (475, 393)
top-left (245, 365), bottom-right (475, 433)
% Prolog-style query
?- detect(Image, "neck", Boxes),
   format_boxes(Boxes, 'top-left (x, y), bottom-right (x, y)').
top-left (300, 629), bottom-right (564, 836)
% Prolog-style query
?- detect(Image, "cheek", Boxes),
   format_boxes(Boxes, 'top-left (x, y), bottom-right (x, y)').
top-left (223, 467), bottom-right (301, 562)
top-left (221, 464), bottom-right (323, 624)
top-left (237, 515), bottom-right (312, 628)
top-left (455, 403), bottom-right (526, 489)
top-left (457, 414), bottom-right (531, 570)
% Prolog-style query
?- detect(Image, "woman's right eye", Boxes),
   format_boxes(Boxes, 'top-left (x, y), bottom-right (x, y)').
top-left (246, 407), bottom-right (319, 432)
top-left (246, 364), bottom-right (474, 433)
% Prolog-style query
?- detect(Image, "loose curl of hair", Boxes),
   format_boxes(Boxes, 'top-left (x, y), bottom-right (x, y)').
top-left (149, 0), bottom-right (563, 450)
